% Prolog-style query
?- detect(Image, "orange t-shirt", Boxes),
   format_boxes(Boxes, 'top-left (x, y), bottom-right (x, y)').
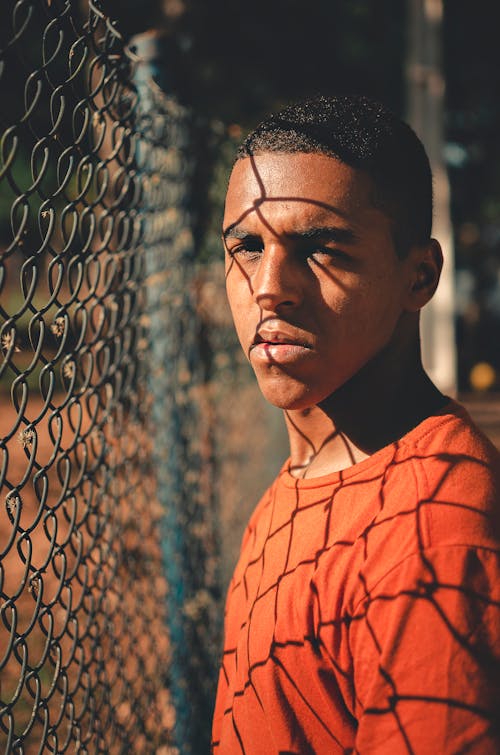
top-left (212, 402), bottom-right (500, 753)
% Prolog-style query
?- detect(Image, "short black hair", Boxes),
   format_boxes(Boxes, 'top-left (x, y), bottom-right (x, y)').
top-left (236, 95), bottom-right (433, 258)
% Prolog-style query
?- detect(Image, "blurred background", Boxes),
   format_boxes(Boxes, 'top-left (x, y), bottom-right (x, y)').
top-left (104, 0), bottom-right (500, 398)
top-left (107, 0), bottom-right (500, 566)
top-left (109, 0), bottom-right (500, 432)
top-left (1, 1), bottom-right (499, 753)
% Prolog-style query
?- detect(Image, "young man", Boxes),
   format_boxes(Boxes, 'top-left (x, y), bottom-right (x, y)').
top-left (212, 96), bottom-right (500, 754)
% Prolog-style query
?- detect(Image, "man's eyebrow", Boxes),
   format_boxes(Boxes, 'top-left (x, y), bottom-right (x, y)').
top-left (222, 224), bottom-right (257, 241)
top-left (222, 224), bottom-right (358, 243)
top-left (288, 226), bottom-right (358, 244)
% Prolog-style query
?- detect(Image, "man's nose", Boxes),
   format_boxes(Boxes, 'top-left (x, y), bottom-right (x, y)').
top-left (251, 244), bottom-right (302, 311)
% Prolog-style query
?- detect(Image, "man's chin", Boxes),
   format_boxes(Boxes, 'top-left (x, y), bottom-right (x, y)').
top-left (253, 366), bottom-right (355, 411)
top-left (256, 377), bottom-right (320, 412)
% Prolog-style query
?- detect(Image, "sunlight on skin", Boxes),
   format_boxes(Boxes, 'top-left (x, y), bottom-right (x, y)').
top-left (223, 153), bottom-right (444, 477)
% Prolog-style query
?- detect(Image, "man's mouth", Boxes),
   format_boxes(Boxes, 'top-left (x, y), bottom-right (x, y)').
top-left (251, 327), bottom-right (312, 350)
top-left (249, 327), bottom-right (313, 365)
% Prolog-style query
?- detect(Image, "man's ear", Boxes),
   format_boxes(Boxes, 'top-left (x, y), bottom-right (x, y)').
top-left (404, 238), bottom-right (443, 312)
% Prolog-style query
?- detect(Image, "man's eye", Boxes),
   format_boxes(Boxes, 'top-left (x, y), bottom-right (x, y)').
top-left (309, 246), bottom-right (350, 263)
top-left (229, 240), bottom-right (263, 257)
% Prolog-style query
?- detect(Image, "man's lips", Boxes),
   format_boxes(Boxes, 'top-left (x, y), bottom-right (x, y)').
top-left (250, 327), bottom-right (313, 365)
top-left (251, 328), bottom-right (312, 349)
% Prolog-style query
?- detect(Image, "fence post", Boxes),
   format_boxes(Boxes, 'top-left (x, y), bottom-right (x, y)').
top-left (131, 30), bottom-right (220, 754)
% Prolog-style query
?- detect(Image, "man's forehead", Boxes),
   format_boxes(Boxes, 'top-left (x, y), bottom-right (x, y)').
top-left (227, 152), bottom-right (357, 194)
top-left (223, 152), bottom-right (378, 231)
top-left (225, 152), bottom-right (376, 209)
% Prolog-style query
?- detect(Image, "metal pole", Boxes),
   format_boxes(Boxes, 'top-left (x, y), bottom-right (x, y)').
top-left (406, 0), bottom-right (457, 395)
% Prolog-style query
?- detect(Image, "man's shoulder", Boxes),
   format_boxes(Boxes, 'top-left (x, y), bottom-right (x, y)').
top-left (407, 399), bottom-right (500, 463)
top-left (400, 399), bottom-right (500, 504)
top-left (375, 399), bottom-right (500, 555)
top-left (342, 401), bottom-right (500, 608)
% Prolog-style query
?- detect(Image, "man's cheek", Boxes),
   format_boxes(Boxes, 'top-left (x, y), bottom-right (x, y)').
top-left (232, 320), bottom-right (252, 357)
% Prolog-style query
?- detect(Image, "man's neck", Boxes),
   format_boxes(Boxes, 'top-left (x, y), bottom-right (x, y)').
top-left (285, 343), bottom-right (446, 479)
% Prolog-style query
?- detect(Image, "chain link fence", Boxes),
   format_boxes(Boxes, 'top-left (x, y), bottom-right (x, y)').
top-left (0, 1), bottom-right (220, 752)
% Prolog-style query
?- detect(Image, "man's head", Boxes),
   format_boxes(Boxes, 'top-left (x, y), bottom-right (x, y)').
top-left (223, 95), bottom-right (442, 410)
top-left (237, 95), bottom-right (433, 259)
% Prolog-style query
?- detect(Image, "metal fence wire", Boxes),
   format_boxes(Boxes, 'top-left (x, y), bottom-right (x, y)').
top-left (0, 1), bottom-right (220, 752)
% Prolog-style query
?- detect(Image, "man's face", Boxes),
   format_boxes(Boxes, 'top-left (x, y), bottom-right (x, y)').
top-left (223, 152), bottom-right (416, 410)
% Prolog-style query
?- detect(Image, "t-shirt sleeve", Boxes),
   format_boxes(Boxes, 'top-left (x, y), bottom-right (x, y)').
top-left (349, 544), bottom-right (500, 754)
